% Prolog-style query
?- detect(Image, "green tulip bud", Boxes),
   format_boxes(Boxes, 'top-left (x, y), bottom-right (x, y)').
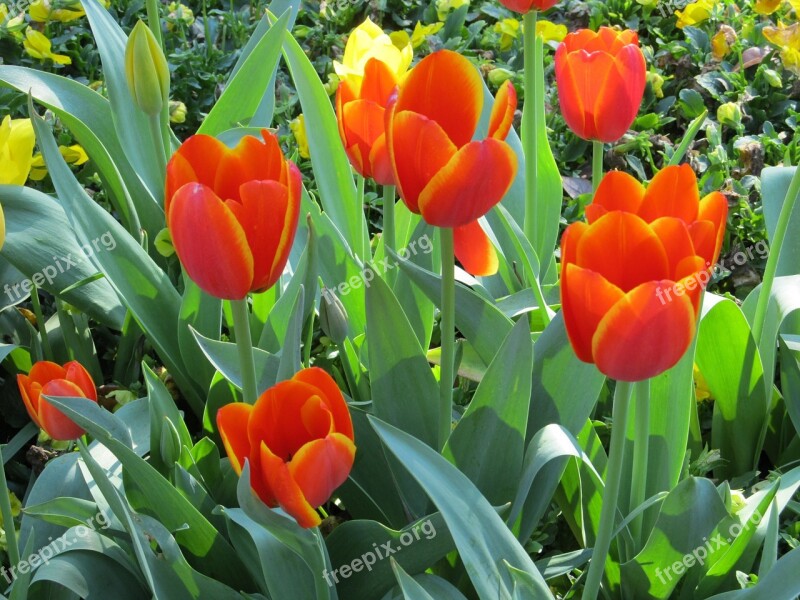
top-left (160, 417), bottom-right (182, 466)
top-left (319, 288), bottom-right (349, 345)
top-left (125, 21), bottom-right (170, 116)
top-left (717, 102), bottom-right (742, 128)
top-left (488, 67), bottom-right (514, 87)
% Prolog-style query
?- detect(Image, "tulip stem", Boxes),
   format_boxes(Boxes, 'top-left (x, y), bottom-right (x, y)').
top-left (629, 378), bottom-right (650, 547)
top-left (231, 298), bottom-right (258, 405)
top-left (0, 443), bottom-right (20, 569)
top-left (583, 380), bottom-right (633, 600)
top-left (592, 140), bottom-right (604, 193)
top-left (382, 185), bottom-right (396, 285)
top-left (148, 113), bottom-right (168, 183)
top-left (522, 9), bottom-right (539, 255)
top-left (751, 163), bottom-right (800, 343)
top-left (145, 0), bottom-right (164, 49)
top-left (30, 285), bottom-right (54, 361)
top-left (355, 173), bottom-right (366, 259)
top-left (439, 227), bottom-right (456, 451)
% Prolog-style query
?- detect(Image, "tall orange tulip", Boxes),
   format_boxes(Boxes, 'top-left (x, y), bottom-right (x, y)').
top-left (554, 27), bottom-right (646, 143)
top-left (560, 165), bottom-right (727, 381)
top-left (499, 0), bottom-right (559, 13)
top-left (217, 367), bottom-right (355, 528)
top-left (386, 49), bottom-right (518, 276)
top-left (165, 131), bottom-right (301, 300)
top-left (17, 360), bottom-right (97, 441)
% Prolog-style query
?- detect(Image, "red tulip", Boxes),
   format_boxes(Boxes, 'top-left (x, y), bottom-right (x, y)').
top-left (386, 50), bottom-right (518, 276)
top-left (17, 360), bottom-right (97, 441)
top-left (499, 0), bottom-right (559, 14)
top-left (560, 165), bottom-right (727, 381)
top-left (217, 367), bottom-right (355, 528)
top-left (554, 27), bottom-right (646, 143)
top-left (165, 131), bottom-right (301, 300)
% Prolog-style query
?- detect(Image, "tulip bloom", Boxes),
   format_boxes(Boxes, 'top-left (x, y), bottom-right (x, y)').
top-left (334, 18), bottom-right (413, 184)
top-left (17, 361), bottom-right (97, 441)
top-left (386, 50), bottom-right (518, 275)
top-left (561, 165), bottom-right (727, 381)
top-left (0, 115), bottom-right (35, 186)
top-left (165, 131), bottom-right (301, 300)
top-left (217, 368), bottom-right (355, 528)
top-left (499, 0), bottom-right (559, 13)
top-left (554, 28), bottom-right (646, 143)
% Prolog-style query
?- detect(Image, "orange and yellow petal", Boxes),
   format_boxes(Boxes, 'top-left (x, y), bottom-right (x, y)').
top-left (648, 217), bottom-right (697, 279)
top-left (64, 361), bottom-right (97, 400)
top-left (488, 80), bottom-right (517, 140)
top-left (586, 171), bottom-right (645, 223)
top-left (359, 57), bottom-right (400, 105)
top-left (593, 45), bottom-right (646, 142)
top-left (291, 367), bottom-right (354, 440)
top-left (17, 375), bottom-right (44, 430)
top-left (694, 191), bottom-right (728, 265)
top-left (217, 402), bottom-right (254, 475)
top-left (453, 220), bottom-right (499, 276)
top-left (165, 135), bottom-right (227, 215)
top-left (638, 164), bottom-right (699, 224)
top-left (38, 379), bottom-right (88, 441)
top-left (368, 133), bottom-right (394, 185)
top-left (288, 433), bottom-right (356, 508)
top-left (260, 442), bottom-right (320, 528)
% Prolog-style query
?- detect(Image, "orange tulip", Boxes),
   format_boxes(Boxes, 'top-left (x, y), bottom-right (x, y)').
top-left (560, 165), bottom-right (727, 381)
top-left (386, 50), bottom-right (518, 276)
top-left (499, 0), bottom-right (559, 13)
top-left (217, 367), bottom-right (355, 528)
top-left (17, 360), bottom-right (97, 441)
top-left (165, 131), bottom-right (301, 300)
top-left (554, 27), bottom-right (646, 143)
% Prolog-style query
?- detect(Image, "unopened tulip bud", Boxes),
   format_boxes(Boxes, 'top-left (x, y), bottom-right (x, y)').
top-left (125, 21), bottom-right (170, 116)
top-left (319, 288), bottom-right (349, 344)
top-left (488, 67), bottom-right (514, 86)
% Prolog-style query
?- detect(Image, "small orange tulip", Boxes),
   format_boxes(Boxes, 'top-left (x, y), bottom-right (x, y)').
top-left (561, 165), bottom-right (727, 381)
top-left (499, 0), bottom-right (559, 13)
top-left (554, 27), bottom-right (646, 143)
top-left (165, 131), bottom-right (301, 300)
top-left (17, 360), bottom-right (97, 441)
top-left (217, 367), bottom-right (355, 528)
top-left (386, 50), bottom-right (518, 275)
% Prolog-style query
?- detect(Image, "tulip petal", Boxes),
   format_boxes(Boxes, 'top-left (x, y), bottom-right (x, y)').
top-left (488, 80), bottom-right (517, 141)
top-left (291, 367), bottom-right (354, 440)
top-left (388, 110), bottom-right (457, 213)
top-left (675, 256), bottom-right (708, 313)
top-left (217, 402), bottom-right (254, 475)
top-left (394, 50), bottom-right (482, 148)
top-left (17, 375), bottom-right (44, 430)
top-left (214, 132), bottom-right (286, 203)
top-left (453, 220), bottom-right (499, 276)
top-left (638, 164), bottom-right (699, 224)
top-left (38, 380), bottom-right (88, 441)
top-left (360, 57), bottom-right (399, 105)
top-left (591, 47), bottom-right (643, 142)
top-left (28, 360), bottom-right (67, 383)
top-left (555, 44), bottom-right (588, 139)
top-left (64, 361), bottom-right (97, 400)
top-left (341, 99), bottom-right (386, 180)
top-left (592, 281), bottom-right (696, 381)
top-left (649, 217), bottom-right (698, 279)
top-left (260, 442), bottom-right (321, 528)
top-left (368, 133), bottom-right (394, 186)
top-left (169, 183), bottom-right (254, 299)
top-left (586, 170), bottom-right (645, 223)
top-left (417, 139), bottom-right (517, 228)
top-left (576, 211), bottom-right (670, 291)
top-left (288, 433), bottom-right (356, 509)
top-left (165, 134), bottom-right (227, 217)
top-left (693, 191), bottom-right (728, 266)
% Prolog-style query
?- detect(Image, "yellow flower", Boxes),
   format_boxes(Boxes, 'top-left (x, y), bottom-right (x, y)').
top-left (763, 21), bottom-right (800, 74)
top-left (781, 46), bottom-right (800, 75)
top-left (711, 31), bottom-right (729, 59)
top-left (169, 100), bottom-right (187, 124)
top-left (675, 0), bottom-right (715, 29)
top-left (28, 144), bottom-right (89, 181)
top-left (693, 364), bottom-right (712, 402)
top-left (289, 114), bottom-right (310, 159)
top-left (535, 19), bottom-right (567, 43)
top-left (753, 0), bottom-right (782, 14)
top-left (646, 71), bottom-right (665, 98)
top-left (789, 0), bottom-right (800, 13)
top-left (166, 2), bottom-right (194, 31)
top-left (0, 115), bottom-right (35, 186)
top-left (333, 18), bottom-right (413, 86)
top-left (436, 0), bottom-right (469, 21)
top-left (409, 21), bottom-right (444, 49)
top-left (23, 28), bottom-right (71, 64)
top-left (494, 18), bottom-right (520, 52)
top-left (0, 3), bottom-right (7, 23)
top-left (28, 0), bottom-right (110, 22)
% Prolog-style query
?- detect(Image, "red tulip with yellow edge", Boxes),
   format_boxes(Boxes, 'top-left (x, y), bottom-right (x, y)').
top-left (560, 164), bottom-right (727, 381)
top-left (554, 27), bottom-right (646, 143)
top-left (17, 360), bottom-right (97, 441)
top-left (386, 49), bottom-right (518, 276)
top-left (165, 131), bottom-right (301, 300)
top-left (217, 367), bottom-right (355, 528)
top-left (499, 0), bottom-right (559, 14)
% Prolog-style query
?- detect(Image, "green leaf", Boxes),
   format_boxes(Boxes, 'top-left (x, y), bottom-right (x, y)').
top-left (761, 167), bottom-right (800, 277)
top-left (30, 552), bottom-right (148, 600)
top-left (706, 545), bottom-right (800, 599)
top-left (390, 559), bottom-right (437, 600)
top-left (369, 416), bottom-right (554, 600)
top-left (178, 280), bottom-right (221, 393)
top-left (276, 285), bottom-right (304, 382)
top-left (23, 497), bottom-right (102, 529)
top-left (145, 363), bottom-right (193, 474)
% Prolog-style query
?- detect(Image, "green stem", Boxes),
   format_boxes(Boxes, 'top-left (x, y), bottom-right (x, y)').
top-left (231, 298), bottom-right (258, 405)
top-left (145, 0), bottom-right (163, 49)
top-left (752, 164), bottom-right (800, 342)
top-left (439, 228), bottom-right (456, 450)
top-left (148, 113), bottom-right (168, 183)
top-left (583, 380), bottom-right (634, 600)
top-left (522, 10), bottom-right (539, 249)
top-left (30, 285), bottom-right (53, 361)
top-left (0, 444), bottom-right (20, 569)
top-left (592, 140), bottom-right (604, 193)
top-left (303, 310), bottom-right (314, 369)
top-left (356, 173), bottom-right (366, 258)
top-left (629, 378), bottom-right (650, 546)
top-left (383, 185), bottom-right (396, 286)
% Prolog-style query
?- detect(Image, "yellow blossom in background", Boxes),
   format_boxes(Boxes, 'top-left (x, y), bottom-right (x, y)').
top-left (781, 46), bottom-right (800, 74)
top-left (763, 21), bottom-right (800, 74)
top-left (753, 0), bottom-right (782, 14)
top-left (408, 21), bottom-right (444, 49)
top-left (693, 364), bottom-right (713, 402)
top-left (436, 0), bottom-right (469, 21)
top-left (23, 28), bottom-right (71, 64)
top-left (536, 19), bottom-right (567, 43)
top-left (166, 2), bottom-right (194, 31)
top-left (0, 116), bottom-right (35, 186)
top-left (28, 144), bottom-right (89, 181)
top-left (28, 0), bottom-right (108, 22)
top-left (0, 3), bottom-right (24, 35)
top-left (646, 71), bottom-right (665, 98)
top-left (289, 114), bottom-right (310, 159)
top-left (494, 18), bottom-right (520, 51)
top-left (789, 0), bottom-right (800, 13)
top-left (0, 3), bottom-right (8, 23)
top-left (333, 18), bottom-right (413, 86)
top-left (675, 0), bottom-right (715, 29)
top-left (169, 100), bottom-right (187, 123)
top-left (711, 30), bottom-right (730, 59)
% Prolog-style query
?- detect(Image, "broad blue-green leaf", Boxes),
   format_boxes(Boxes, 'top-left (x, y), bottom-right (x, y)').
top-left (707, 545), bottom-right (800, 599)
top-left (178, 280), bottom-right (221, 392)
top-left (761, 167), bottom-right (800, 277)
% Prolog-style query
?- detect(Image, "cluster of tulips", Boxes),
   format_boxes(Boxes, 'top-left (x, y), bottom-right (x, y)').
top-left (15, 2), bottom-right (729, 596)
